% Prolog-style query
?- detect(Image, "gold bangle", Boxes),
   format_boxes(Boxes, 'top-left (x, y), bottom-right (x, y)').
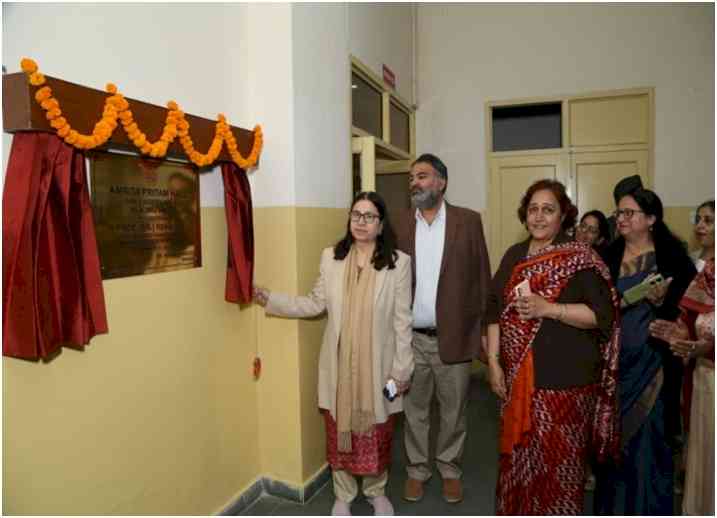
top-left (555, 303), bottom-right (567, 322)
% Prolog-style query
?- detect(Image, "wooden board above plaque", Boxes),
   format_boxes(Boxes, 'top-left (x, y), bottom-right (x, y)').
top-left (90, 152), bottom-right (201, 279)
top-left (2, 72), bottom-right (255, 164)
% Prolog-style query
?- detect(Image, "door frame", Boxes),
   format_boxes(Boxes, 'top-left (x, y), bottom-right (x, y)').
top-left (485, 87), bottom-right (655, 270)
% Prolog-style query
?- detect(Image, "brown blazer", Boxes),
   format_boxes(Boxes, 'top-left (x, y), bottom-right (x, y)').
top-left (395, 203), bottom-right (491, 363)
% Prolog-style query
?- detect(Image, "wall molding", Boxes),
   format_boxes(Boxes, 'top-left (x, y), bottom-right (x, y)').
top-left (218, 464), bottom-right (331, 515)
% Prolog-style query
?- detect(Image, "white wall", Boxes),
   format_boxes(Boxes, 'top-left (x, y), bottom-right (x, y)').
top-left (245, 3), bottom-right (297, 208)
top-left (3, 3), bottom-right (416, 211)
top-left (1, 3), bottom-right (251, 208)
top-left (1, 3), bottom-right (299, 209)
top-left (292, 3), bottom-right (351, 209)
top-left (416, 4), bottom-right (715, 212)
top-left (349, 3), bottom-right (416, 104)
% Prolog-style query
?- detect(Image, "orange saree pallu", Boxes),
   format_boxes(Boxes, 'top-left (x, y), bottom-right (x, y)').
top-left (495, 242), bottom-right (620, 515)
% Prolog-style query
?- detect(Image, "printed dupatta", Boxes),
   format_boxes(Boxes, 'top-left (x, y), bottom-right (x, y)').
top-left (498, 241), bottom-right (621, 463)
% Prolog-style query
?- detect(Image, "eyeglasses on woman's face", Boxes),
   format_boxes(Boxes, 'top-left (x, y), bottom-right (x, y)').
top-left (695, 212), bottom-right (714, 226)
top-left (578, 223), bottom-right (599, 235)
top-left (349, 210), bottom-right (380, 224)
top-left (613, 208), bottom-right (645, 220)
top-left (527, 204), bottom-right (557, 217)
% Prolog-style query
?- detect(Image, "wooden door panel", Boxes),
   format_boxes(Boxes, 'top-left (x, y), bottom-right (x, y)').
top-left (489, 153), bottom-right (568, 270)
top-left (572, 150), bottom-right (649, 217)
top-left (376, 172), bottom-right (410, 225)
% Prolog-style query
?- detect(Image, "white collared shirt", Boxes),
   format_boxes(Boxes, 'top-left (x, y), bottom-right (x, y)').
top-left (413, 201), bottom-right (446, 328)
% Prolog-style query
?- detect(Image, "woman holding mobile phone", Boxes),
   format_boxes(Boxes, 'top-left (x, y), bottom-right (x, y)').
top-left (253, 192), bottom-right (414, 517)
top-left (486, 179), bottom-right (620, 515)
top-left (594, 187), bottom-right (697, 515)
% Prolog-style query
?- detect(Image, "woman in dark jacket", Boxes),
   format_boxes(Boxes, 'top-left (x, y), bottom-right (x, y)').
top-left (594, 187), bottom-right (697, 515)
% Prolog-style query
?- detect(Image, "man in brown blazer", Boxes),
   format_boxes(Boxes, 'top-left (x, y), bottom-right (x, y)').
top-left (395, 153), bottom-right (491, 504)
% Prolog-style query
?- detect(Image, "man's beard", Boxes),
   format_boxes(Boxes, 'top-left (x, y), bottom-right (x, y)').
top-left (411, 188), bottom-right (441, 210)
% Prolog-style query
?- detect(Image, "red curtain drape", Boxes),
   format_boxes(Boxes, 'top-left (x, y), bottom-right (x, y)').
top-left (3, 132), bottom-right (108, 360)
top-left (221, 162), bottom-right (254, 304)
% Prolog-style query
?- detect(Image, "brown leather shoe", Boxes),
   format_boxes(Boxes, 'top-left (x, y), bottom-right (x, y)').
top-left (403, 478), bottom-right (424, 502)
top-left (442, 478), bottom-right (463, 503)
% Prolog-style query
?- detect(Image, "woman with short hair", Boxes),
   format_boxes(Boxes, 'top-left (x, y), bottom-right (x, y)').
top-left (486, 179), bottom-right (620, 515)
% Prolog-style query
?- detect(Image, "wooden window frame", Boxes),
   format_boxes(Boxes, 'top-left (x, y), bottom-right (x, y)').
top-left (350, 55), bottom-right (416, 161)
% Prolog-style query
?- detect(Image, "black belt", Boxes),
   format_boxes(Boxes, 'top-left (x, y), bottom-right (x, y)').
top-left (414, 327), bottom-right (438, 337)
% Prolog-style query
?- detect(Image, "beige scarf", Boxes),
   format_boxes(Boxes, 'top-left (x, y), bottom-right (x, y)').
top-left (336, 245), bottom-right (376, 452)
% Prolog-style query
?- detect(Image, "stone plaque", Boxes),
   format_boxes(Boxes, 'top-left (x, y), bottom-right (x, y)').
top-left (90, 152), bottom-right (201, 279)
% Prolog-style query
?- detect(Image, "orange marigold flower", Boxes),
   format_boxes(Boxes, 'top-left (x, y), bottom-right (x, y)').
top-left (50, 117), bottom-right (67, 129)
top-left (134, 135), bottom-right (147, 147)
top-left (35, 87), bottom-right (52, 102)
top-left (167, 101), bottom-right (179, 111)
top-left (65, 130), bottom-right (79, 144)
top-left (46, 109), bottom-right (61, 121)
top-left (57, 125), bottom-right (71, 138)
top-left (20, 58), bottom-right (38, 74)
top-left (29, 72), bottom-right (46, 86)
top-left (41, 98), bottom-right (59, 110)
top-left (106, 83), bottom-right (118, 94)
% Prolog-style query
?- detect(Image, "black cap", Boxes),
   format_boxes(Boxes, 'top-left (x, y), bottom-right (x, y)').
top-left (613, 175), bottom-right (643, 204)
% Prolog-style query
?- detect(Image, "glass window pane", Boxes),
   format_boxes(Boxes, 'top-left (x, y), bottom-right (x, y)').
top-left (492, 103), bottom-right (562, 152)
top-left (352, 72), bottom-right (383, 138)
top-left (390, 101), bottom-right (410, 152)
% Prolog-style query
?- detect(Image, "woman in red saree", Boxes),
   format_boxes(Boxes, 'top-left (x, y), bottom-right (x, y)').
top-left (651, 257), bottom-right (714, 515)
top-left (486, 179), bottom-right (621, 515)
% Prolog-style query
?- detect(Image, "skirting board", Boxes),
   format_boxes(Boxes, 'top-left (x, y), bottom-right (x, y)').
top-left (218, 464), bottom-right (331, 515)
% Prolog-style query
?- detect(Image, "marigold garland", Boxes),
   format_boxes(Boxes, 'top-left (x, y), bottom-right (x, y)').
top-left (19, 58), bottom-right (263, 169)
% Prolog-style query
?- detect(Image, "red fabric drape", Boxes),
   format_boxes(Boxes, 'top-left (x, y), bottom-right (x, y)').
top-left (221, 162), bottom-right (254, 304)
top-left (3, 132), bottom-right (108, 360)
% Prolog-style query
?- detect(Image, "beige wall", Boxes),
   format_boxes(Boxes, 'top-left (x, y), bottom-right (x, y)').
top-left (2, 208), bottom-right (260, 515)
top-left (416, 4), bottom-right (715, 213)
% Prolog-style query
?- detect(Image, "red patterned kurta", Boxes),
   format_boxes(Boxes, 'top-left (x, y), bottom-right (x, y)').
top-left (324, 411), bottom-right (394, 475)
top-left (495, 241), bottom-right (620, 515)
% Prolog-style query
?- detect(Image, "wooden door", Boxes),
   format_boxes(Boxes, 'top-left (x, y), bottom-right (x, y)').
top-left (488, 152), bottom-right (569, 269)
top-left (570, 150), bottom-right (649, 217)
top-left (351, 136), bottom-right (375, 195)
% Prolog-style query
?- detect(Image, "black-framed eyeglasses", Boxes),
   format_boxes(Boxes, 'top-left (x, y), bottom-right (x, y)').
top-left (349, 210), bottom-right (380, 224)
top-left (614, 208), bottom-right (645, 220)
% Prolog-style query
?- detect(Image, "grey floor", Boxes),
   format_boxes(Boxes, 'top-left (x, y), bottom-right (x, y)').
top-left (240, 374), bottom-right (676, 516)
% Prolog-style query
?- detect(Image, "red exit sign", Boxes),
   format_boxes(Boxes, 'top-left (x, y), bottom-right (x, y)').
top-left (382, 65), bottom-right (396, 89)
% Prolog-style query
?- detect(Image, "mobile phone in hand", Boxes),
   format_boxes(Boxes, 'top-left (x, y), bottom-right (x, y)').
top-left (383, 379), bottom-right (398, 401)
top-left (514, 278), bottom-right (532, 298)
top-left (623, 273), bottom-right (664, 305)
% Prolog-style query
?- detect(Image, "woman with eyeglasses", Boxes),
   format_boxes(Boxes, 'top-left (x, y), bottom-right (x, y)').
top-left (576, 210), bottom-right (610, 257)
top-left (594, 187), bottom-right (697, 515)
top-left (486, 179), bottom-right (620, 515)
top-left (253, 191), bottom-right (414, 517)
